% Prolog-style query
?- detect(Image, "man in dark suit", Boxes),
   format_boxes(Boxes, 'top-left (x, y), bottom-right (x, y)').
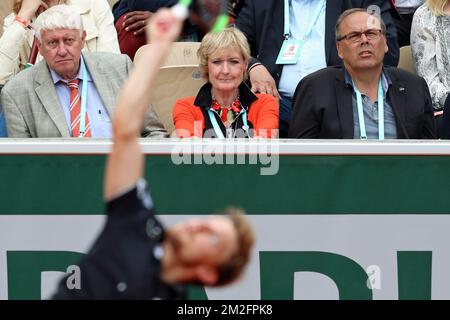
top-left (235, 0), bottom-right (400, 137)
top-left (288, 8), bottom-right (436, 139)
top-left (52, 8), bottom-right (254, 300)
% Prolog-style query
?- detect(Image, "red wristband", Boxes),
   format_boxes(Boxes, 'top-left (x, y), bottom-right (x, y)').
top-left (14, 15), bottom-right (32, 29)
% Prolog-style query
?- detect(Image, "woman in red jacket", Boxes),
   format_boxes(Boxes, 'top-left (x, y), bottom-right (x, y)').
top-left (173, 27), bottom-right (278, 138)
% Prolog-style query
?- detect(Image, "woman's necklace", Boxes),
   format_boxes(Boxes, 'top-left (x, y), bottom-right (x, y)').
top-left (211, 91), bottom-right (241, 128)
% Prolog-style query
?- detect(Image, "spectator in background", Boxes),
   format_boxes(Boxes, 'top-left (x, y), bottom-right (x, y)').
top-left (288, 9), bottom-right (436, 139)
top-left (173, 28), bottom-right (278, 138)
top-left (0, 0), bottom-right (119, 86)
top-left (1, 5), bottom-right (167, 138)
top-left (411, 0), bottom-right (450, 138)
top-left (0, 0), bottom-right (120, 138)
top-left (235, 0), bottom-right (399, 138)
top-left (113, 0), bottom-right (198, 60)
top-left (390, 0), bottom-right (425, 47)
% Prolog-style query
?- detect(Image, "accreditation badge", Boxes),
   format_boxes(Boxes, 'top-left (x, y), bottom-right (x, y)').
top-left (275, 39), bottom-right (304, 65)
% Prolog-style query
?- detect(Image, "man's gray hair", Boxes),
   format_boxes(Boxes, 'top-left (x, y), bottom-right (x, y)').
top-left (335, 7), bottom-right (386, 41)
top-left (34, 4), bottom-right (84, 42)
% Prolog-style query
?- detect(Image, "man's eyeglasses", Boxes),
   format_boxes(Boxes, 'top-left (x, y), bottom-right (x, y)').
top-left (337, 29), bottom-right (384, 43)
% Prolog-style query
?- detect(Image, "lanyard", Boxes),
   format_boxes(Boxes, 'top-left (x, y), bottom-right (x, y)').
top-left (353, 77), bottom-right (385, 140)
top-left (283, 0), bottom-right (326, 40)
top-left (207, 109), bottom-right (248, 138)
top-left (79, 63), bottom-right (89, 136)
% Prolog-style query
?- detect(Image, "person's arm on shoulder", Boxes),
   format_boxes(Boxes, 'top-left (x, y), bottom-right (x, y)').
top-left (104, 9), bottom-right (183, 200)
top-left (411, 8), bottom-right (449, 110)
top-left (234, 0), bottom-right (280, 98)
top-left (248, 64), bottom-right (280, 99)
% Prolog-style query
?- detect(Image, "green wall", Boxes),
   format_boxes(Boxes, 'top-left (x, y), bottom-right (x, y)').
top-left (0, 154), bottom-right (449, 214)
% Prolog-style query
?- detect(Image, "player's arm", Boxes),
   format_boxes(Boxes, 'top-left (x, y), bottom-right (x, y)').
top-left (104, 9), bottom-right (183, 200)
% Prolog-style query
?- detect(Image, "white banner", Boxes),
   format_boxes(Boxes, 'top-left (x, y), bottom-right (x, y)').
top-left (1, 215), bottom-right (450, 300)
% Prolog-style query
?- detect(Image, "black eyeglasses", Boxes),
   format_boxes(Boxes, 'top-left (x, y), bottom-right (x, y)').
top-left (337, 29), bottom-right (384, 43)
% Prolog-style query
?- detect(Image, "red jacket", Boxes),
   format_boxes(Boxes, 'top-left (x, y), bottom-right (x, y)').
top-left (173, 83), bottom-right (279, 138)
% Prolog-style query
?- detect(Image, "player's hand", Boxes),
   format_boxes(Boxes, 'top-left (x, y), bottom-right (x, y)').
top-left (146, 8), bottom-right (183, 44)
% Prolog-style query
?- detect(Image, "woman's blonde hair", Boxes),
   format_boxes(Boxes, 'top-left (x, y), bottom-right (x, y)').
top-left (13, 0), bottom-right (67, 15)
top-left (197, 27), bottom-right (250, 80)
top-left (426, 0), bottom-right (448, 16)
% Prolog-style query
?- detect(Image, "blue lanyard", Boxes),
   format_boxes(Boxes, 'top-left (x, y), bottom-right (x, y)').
top-left (353, 78), bottom-right (384, 140)
top-left (79, 63), bottom-right (89, 136)
top-left (207, 109), bottom-right (248, 138)
top-left (283, 0), bottom-right (326, 40)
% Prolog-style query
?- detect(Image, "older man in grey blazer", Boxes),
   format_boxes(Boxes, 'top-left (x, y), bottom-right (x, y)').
top-left (1, 4), bottom-right (167, 138)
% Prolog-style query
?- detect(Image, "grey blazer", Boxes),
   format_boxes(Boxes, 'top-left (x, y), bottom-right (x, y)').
top-left (1, 52), bottom-right (168, 138)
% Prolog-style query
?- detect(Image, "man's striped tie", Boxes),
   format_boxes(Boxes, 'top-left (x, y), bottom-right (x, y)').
top-left (68, 79), bottom-right (91, 138)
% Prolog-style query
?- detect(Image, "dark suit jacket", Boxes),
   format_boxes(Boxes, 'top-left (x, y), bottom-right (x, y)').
top-left (288, 66), bottom-right (436, 139)
top-left (52, 181), bottom-right (186, 300)
top-left (235, 0), bottom-right (399, 85)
